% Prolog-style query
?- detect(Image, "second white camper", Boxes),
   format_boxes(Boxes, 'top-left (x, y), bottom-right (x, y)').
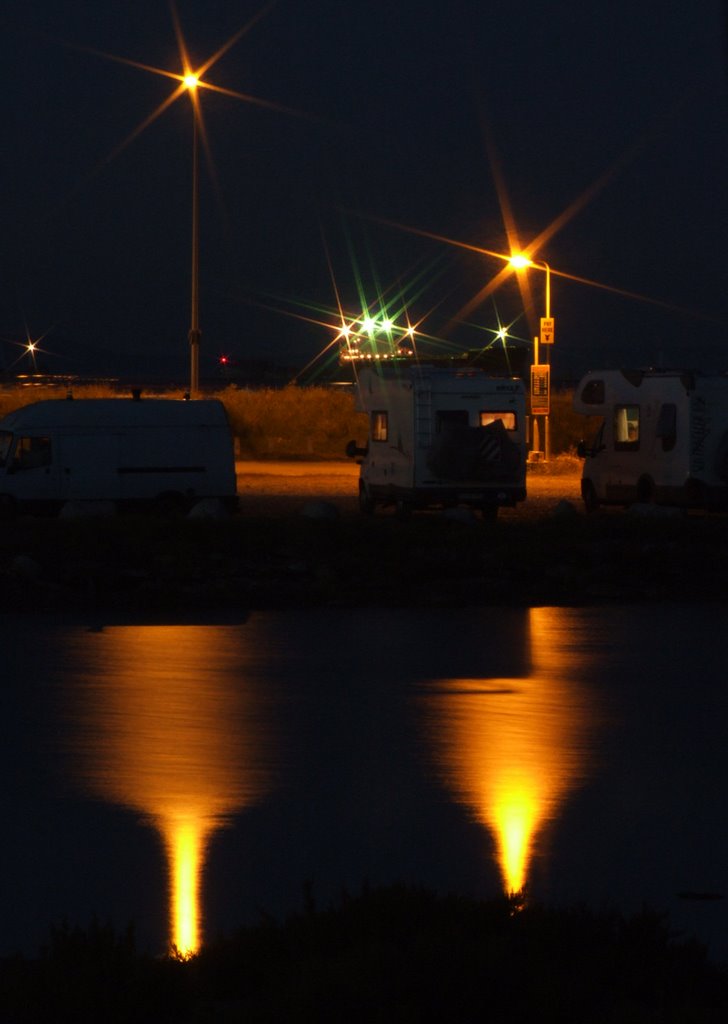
top-left (347, 363), bottom-right (527, 517)
top-left (574, 368), bottom-right (728, 511)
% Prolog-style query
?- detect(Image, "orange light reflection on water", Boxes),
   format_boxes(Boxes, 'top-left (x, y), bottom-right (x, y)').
top-left (68, 624), bottom-right (273, 955)
top-left (424, 607), bottom-right (598, 896)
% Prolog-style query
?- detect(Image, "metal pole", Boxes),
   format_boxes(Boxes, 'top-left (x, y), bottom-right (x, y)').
top-left (542, 262), bottom-right (551, 460)
top-left (188, 109), bottom-right (200, 396)
top-left (531, 334), bottom-right (540, 458)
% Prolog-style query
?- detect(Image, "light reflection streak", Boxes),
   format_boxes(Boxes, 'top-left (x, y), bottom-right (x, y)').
top-left (423, 607), bottom-right (598, 896)
top-left (67, 624), bottom-right (273, 955)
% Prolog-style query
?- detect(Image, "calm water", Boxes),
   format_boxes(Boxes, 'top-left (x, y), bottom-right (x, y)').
top-left (2, 606), bottom-right (728, 960)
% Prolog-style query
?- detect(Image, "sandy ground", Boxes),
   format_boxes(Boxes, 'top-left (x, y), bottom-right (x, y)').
top-left (236, 460), bottom-right (583, 517)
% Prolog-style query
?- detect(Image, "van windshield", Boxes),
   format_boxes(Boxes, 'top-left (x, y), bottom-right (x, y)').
top-left (0, 431), bottom-right (12, 467)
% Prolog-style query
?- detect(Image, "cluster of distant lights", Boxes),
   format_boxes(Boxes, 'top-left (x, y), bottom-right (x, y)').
top-left (336, 316), bottom-right (417, 362)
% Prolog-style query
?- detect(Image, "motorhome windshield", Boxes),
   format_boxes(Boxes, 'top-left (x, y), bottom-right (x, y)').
top-left (0, 431), bottom-right (12, 467)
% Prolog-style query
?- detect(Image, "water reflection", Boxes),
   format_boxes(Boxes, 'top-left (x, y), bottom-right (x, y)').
top-left (422, 607), bottom-right (598, 895)
top-left (66, 624), bottom-right (273, 954)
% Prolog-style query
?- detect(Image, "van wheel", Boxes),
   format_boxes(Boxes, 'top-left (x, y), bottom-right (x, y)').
top-left (0, 495), bottom-right (16, 521)
top-left (358, 481), bottom-right (375, 515)
top-left (582, 480), bottom-right (599, 513)
top-left (155, 491), bottom-right (186, 517)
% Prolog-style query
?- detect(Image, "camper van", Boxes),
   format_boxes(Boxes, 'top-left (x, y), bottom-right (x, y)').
top-left (0, 396), bottom-right (237, 517)
top-left (346, 363), bottom-right (527, 517)
top-left (574, 368), bottom-right (728, 511)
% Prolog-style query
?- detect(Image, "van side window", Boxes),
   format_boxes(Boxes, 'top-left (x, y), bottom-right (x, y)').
top-left (480, 411), bottom-right (516, 430)
top-left (12, 436), bottom-right (52, 470)
top-left (436, 410), bottom-right (469, 432)
top-left (0, 431), bottom-right (12, 467)
top-left (371, 411), bottom-right (388, 443)
top-left (656, 403), bottom-right (677, 452)
top-left (614, 406), bottom-right (639, 450)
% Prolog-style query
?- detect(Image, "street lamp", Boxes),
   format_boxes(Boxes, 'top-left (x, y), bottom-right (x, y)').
top-left (509, 254), bottom-right (554, 461)
top-left (184, 73), bottom-right (201, 395)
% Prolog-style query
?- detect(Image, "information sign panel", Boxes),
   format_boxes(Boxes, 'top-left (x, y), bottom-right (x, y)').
top-left (530, 364), bottom-right (550, 415)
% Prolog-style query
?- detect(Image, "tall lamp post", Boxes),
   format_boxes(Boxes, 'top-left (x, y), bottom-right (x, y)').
top-left (184, 73), bottom-right (201, 396)
top-left (509, 255), bottom-right (554, 461)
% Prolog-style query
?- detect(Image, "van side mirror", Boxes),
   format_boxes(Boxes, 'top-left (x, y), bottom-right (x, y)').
top-left (577, 438), bottom-right (605, 458)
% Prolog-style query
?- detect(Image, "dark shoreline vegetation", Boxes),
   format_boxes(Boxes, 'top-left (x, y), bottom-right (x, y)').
top-left (2, 886), bottom-right (728, 1023)
top-left (2, 501), bottom-right (728, 612)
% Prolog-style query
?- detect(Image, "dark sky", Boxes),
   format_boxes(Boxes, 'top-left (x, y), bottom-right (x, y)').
top-left (3, 0), bottom-right (727, 383)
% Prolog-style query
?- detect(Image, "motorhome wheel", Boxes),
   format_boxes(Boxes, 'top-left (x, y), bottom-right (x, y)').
top-left (358, 480), bottom-right (375, 515)
top-left (395, 498), bottom-right (411, 520)
top-left (581, 480), bottom-right (599, 513)
top-left (636, 476), bottom-right (654, 504)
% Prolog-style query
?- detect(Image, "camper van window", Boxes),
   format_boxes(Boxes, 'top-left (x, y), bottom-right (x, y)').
top-left (614, 405), bottom-right (640, 450)
top-left (480, 411), bottom-right (517, 430)
top-left (436, 410), bottom-right (469, 432)
top-left (0, 431), bottom-right (12, 467)
top-left (372, 411), bottom-right (388, 443)
top-left (12, 436), bottom-right (52, 471)
top-left (656, 403), bottom-right (677, 452)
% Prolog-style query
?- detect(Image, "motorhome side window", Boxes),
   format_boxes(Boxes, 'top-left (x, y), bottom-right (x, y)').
top-left (371, 411), bottom-right (388, 442)
top-left (656, 403), bottom-right (677, 452)
top-left (480, 411), bottom-right (517, 430)
top-left (12, 436), bottom-right (52, 471)
top-left (613, 405), bottom-right (639, 450)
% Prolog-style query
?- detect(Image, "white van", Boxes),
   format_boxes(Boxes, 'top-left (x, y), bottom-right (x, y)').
top-left (0, 396), bottom-right (237, 517)
top-left (574, 368), bottom-right (728, 511)
top-left (347, 363), bottom-right (527, 517)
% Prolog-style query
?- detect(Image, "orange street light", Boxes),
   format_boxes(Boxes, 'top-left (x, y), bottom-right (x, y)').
top-left (509, 254), bottom-right (554, 461)
top-left (509, 254), bottom-right (551, 319)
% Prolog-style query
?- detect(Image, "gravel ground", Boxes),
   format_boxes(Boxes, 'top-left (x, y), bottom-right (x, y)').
top-left (236, 461), bottom-right (583, 518)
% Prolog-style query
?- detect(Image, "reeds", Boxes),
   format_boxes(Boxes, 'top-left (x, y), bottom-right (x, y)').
top-left (0, 382), bottom-right (587, 458)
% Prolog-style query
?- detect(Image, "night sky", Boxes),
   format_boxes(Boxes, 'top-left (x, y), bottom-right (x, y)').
top-left (3, 1), bottom-right (727, 384)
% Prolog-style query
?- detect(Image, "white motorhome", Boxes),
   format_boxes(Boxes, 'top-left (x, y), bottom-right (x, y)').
top-left (346, 362), bottom-right (527, 517)
top-left (574, 368), bottom-right (728, 511)
top-left (0, 396), bottom-right (237, 517)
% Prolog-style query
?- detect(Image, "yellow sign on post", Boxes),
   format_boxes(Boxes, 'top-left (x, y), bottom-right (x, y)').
top-left (540, 317), bottom-right (555, 346)
top-left (530, 364), bottom-right (550, 415)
